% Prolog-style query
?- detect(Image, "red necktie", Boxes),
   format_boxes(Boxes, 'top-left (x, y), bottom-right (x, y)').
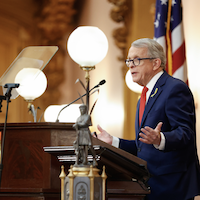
top-left (139, 86), bottom-right (148, 125)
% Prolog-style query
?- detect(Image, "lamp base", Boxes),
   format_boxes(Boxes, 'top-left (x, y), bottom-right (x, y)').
top-left (26, 100), bottom-right (39, 122)
top-left (80, 66), bottom-right (95, 80)
top-left (60, 165), bottom-right (107, 200)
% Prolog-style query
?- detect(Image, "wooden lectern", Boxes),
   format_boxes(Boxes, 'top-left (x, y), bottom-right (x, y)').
top-left (0, 123), bottom-right (150, 200)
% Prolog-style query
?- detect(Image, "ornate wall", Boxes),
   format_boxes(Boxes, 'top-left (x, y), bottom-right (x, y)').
top-left (0, 0), bottom-right (78, 122)
top-left (0, 0), bottom-right (39, 122)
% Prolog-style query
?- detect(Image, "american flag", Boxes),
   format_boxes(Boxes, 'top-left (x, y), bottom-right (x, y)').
top-left (154, 0), bottom-right (188, 83)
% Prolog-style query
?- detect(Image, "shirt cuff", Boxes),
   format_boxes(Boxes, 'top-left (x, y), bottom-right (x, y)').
top-left (153, 132), bottom-right (165, 150)
top-left (112, 136), bottom-right (120, 148)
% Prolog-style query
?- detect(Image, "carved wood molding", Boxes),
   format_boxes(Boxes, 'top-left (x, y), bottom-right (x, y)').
top-left (34, 0), bottom-right (77, 106)
top-left (35, 0), bottom-right (76, 43)
top-left (108, 0), bottom-right (131, 76)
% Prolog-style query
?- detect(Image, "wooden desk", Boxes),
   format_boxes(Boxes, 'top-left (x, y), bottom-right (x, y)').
top-left (0, 122), bottom-right (150, 200)
top-left (0, 122), bottom-right (75, 200)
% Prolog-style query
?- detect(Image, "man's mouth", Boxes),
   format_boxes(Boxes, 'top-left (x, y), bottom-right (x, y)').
top-left (131, 71), bottom-right (136, 75)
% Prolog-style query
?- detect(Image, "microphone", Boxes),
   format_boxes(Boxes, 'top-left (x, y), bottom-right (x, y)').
top-left (56, 80), bottom-right (106, 122)
top-left (89, 79), bottom-right (106, 92)
top-left (4, 83), bottom-right (20, 89)
top-left (4, 83), bottom-right (20, 98)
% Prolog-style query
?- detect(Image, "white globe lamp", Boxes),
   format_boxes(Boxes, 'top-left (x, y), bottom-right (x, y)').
top-left (125, 70), bottom-right (143, 94)
top-left (15, 68), bottom-right (47, 121)
top-left (67, 26), bottom-right (108, 68)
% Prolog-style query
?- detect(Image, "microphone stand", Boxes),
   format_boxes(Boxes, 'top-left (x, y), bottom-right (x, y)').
top-left (56, 93), bottom-right (87, 122)
top-left (56, 80), bottom-right (106, 122)
top-left (0, 83), bottom-right (19, 187)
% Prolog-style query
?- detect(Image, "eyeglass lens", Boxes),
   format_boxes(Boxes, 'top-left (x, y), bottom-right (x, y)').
top-left (126, 59), bottom-right (140, 67)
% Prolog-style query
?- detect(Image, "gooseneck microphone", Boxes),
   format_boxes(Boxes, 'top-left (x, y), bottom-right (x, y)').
top-left (89, 79), bottom-right (106, 92)
top-left (56, 80), bottom-right (106, 122)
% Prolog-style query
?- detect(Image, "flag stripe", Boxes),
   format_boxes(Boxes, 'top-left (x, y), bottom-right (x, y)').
top-left (172, 42), bottom-right (186, 74)
top-left (173, 61), bottom-right (187, 82)
top-left (171, 23), bottom-right (184, 53)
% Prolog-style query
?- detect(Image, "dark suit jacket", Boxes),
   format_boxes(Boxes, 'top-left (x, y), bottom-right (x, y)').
top-left (119, 71), bottom-right (200, 200)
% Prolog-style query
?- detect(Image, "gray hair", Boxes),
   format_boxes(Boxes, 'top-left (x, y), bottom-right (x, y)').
top-left (131, 38), bottom-right (166, 69)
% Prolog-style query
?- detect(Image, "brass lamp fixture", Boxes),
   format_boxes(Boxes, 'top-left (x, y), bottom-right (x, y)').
top-left (67, 26), bottom-right (108, 108)
top-left (15, 68), bottom-right (47, 122)
top-left (63, 26), bottom-right (109, 200)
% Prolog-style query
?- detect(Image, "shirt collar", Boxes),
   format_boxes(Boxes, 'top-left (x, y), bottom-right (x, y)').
top-left (146, 70), bottom-right (164, 101)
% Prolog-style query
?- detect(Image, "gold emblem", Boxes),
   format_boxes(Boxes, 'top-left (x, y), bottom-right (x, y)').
top-left (151, 88), bottom-right (158, 97)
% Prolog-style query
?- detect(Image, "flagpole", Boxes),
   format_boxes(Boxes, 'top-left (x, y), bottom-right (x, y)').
top-left (166, 0), bottom-right (173, 75)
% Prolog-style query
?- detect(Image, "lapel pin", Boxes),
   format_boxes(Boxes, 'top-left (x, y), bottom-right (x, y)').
top-left (151, 88), bottom-right (158, 97)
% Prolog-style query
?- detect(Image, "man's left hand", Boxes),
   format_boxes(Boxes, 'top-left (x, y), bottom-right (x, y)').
top-left (139, 122), bottom-right (163, 146)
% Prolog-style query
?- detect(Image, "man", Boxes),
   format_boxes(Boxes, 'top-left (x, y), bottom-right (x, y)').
top-left (96, 38), bottom-right (200, 200)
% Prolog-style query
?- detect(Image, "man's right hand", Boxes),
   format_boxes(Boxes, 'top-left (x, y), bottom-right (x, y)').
top-left (96, 124), bottom-right (113, 145)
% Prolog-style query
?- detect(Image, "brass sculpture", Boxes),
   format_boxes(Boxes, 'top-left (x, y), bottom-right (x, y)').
top-left (59, 104), bottom-right (107, 200)
top-left (73, 104), bottom-right (97, 167)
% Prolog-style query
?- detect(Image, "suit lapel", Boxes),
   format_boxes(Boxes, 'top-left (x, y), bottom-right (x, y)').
top-left (139, 71), bottom-right (169, 128)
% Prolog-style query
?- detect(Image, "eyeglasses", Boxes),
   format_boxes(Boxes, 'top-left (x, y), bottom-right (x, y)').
top-left (125, 57), bottom-right (156, 67)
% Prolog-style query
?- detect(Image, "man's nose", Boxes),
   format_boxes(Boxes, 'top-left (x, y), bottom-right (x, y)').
top-left (129, 62), bottom-right (135, 68)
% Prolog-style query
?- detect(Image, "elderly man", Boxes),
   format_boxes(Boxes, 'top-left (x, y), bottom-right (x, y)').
top-left (96, 38), bottom-right (200, 200)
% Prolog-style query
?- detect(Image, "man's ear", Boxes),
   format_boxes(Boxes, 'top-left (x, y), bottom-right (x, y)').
top-left (153, 58), bottom-right (162, 70)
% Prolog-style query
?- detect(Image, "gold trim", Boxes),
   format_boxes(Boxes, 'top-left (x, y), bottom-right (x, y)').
top-left (80, 65), bottom-right (95, 81)
top-left (68, 165), bottom-right (74, 200)
top-left (59, 165), bottom-right (66, 200)
top-left (88, 165), bottom-right (94, 200)
top-left (72, 166), bottom-right (100, 177)
top-left (101, 166), bottom-right (107, 200)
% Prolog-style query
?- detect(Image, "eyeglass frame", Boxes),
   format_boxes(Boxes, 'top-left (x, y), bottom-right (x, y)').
top-left (125, 57), bottom-right (156, 67)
